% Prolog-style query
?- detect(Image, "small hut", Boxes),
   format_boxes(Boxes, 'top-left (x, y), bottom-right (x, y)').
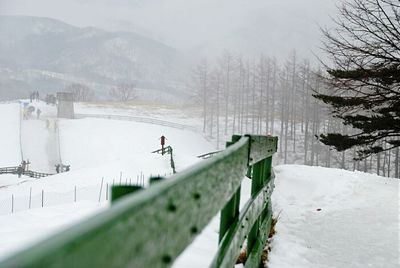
top-left (57, 92), bottom-right (74, 119)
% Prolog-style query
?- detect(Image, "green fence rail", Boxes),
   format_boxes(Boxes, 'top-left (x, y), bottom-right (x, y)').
top-left (0, 134), bottom-right (278, 268)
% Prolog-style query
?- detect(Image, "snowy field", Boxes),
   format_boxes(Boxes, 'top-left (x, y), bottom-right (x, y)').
top-left (0, 101), bottom-right (398, 267)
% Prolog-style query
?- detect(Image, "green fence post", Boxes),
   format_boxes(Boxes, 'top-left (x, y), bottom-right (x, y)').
top-left (247, 158), bottom-right (264, 251)
top-left (149, 176), bottom-right (165, 185)
top-left (246, 154), bottom-right (273, 267)
top-left (111, 185), bottom-right (143, 203)
top-left (219, 187), bottom-right (241, 242)
top-left (262, 156), bottom-right (272, 221)
top-left (219, 135), bottom-right (245, 242)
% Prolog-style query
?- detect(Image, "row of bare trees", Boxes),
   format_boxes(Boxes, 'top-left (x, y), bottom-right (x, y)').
top-left (64, 83), bottom-right (136, 102)
top-left (192, 51), bottom-right (399, 178)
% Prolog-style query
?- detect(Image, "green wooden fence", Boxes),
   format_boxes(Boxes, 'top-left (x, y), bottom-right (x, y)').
top-left (0, 134), bottom-right (277, 268)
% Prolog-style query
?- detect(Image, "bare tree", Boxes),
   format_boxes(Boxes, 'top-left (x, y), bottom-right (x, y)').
top-left (65, 83), bottom-right (94, 101)
top-left (192, 59), bottom-right (209, 132)
top-left (315, 0), bottom-right (400, 159)
top-left (109, 83), bottom-right (137, 102)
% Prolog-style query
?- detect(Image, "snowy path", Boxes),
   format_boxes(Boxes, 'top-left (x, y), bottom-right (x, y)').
top-left (21, 119), bottom-right (60, 173)
top-left (19, 101), bottom-right (60, 173)
top-left (0, 102), bottom-right (22, 166)
top-left (269, 165), bottom-right (399, 268)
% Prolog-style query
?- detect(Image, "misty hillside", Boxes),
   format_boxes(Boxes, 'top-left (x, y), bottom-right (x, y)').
top-left (0, 16), bottom-right (184, 99)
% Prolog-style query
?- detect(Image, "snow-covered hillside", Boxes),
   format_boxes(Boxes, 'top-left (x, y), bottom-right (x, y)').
top-left (0, 15), bottom-right (185, 100)
top-left (0, 101), bottom-right (398, 268)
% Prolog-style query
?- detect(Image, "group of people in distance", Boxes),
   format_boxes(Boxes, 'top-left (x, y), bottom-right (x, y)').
top-left (55, 164), bottom-right (70, 173)
top-left (29, 91), bottom-right (40, 103)
top-left (16, 160), bottom-right (30, 178)
top-left (22, 101), bottom-right (41, 120)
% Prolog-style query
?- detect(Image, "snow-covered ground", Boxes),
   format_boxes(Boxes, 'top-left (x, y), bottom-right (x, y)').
top-left (270, 165), bottom-right (399, 268)
top-left (0, 101), bottom-right (398, 267)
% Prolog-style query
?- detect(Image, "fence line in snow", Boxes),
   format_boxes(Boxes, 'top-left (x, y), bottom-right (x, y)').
top-left (74, 113), bottom-right (198, 132)
top-left (0, 166), bottom-right (52, 178)
top-left (0, 171), bottom-right (167, 215)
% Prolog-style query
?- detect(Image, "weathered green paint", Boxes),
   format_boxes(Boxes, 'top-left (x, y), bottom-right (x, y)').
top-left (248, 159), bottom-right (266, 252)
top-left (0, 135), bottom-right (278, 268)
top-left (219, 186), bottom-right (241, 242)
top-left (247, 135), bottom-right (277, 165)
top-left (219, 137), bottom-right (243, 242)
top-left (244, 207), bottom-right (273, 268)
top-left (247, 155), bottom-right (273, 266)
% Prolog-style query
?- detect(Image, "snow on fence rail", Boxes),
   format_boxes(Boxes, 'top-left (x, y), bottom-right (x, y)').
top-left (0, 134), bottom-right (278, 268)
top-left (74, 113), bottom-right (198, 131)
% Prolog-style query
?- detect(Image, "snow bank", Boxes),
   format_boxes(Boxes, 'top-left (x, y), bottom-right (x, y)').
top-left (270, 165), bottom-right (399, 268)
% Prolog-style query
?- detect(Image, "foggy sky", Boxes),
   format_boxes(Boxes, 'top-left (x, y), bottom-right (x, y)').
top-left (0, 0), bottom-right (338, 60)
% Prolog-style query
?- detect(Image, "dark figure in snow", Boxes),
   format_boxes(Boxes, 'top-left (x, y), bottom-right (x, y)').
top-left (21, 160), bottom-right (27, 172)
top-left (17, 165), bottom-right (23, 178)
top-left (65, 165), bottom-right (70, 172)
top-left (36, 108), bottom-right (41, 119)
top-left (36, 91), bottom-right (40, 101)
top-left (29, 92), bottom-right (34, 103)
top-left (55, 164), bottom-right (60, 173)
top-left (160, 135), bottom-right (167, 155)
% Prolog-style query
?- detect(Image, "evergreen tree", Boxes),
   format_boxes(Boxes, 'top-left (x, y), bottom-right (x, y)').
top-left (314, 0), bottom-right (400, 159)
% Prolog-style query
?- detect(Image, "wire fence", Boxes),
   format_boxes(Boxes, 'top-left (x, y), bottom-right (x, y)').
top-left (0, 171), bottom-right (173, 215)
top-left (74, 113), bottom-right (198, 132)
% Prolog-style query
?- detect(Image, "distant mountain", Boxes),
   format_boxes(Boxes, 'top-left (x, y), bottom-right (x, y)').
top-left (0, 16), bottom-right (186, 100)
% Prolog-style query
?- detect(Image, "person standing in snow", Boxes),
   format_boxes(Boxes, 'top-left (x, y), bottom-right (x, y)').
top-left (21, 160), bottom-right (26, 172)
top-left (17, 165), bottom-right (23, 178)
top-left (160, 135), bottom-right (167, 155)
top-left (55, 164), bottom-right (60, 173)
top-left (36, 108), bottom-right (41, 119)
